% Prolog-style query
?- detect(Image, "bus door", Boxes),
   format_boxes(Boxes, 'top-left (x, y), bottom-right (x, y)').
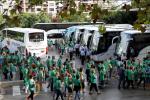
top-left (112, 36), bottom-right (120, 55)
top-left (87, 35), bottom-right (92, 48)
top-left (77, 29), bottom-right (85, 44)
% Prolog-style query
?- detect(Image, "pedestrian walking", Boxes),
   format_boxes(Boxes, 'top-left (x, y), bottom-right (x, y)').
top-left (27, 75), bottom-right (36, 100)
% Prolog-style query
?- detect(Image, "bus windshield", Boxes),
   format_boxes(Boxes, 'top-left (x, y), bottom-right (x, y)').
top-left (29, 32), bottom-right (44, 42)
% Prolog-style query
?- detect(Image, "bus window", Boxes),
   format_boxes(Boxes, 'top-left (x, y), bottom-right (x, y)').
top-left (3, 30), bottom-right (24, 42)
top-left (29, 32), bottom-right (44, 42)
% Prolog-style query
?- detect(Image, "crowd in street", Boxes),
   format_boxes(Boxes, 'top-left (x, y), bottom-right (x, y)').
top-left (0, 39), bottom-right (150, 100)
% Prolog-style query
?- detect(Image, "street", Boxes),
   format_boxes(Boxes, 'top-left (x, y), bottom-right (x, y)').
top-left (1, 49), bottom-right (150, 100)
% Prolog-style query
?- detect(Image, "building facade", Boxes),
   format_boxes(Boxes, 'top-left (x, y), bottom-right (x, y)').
top-left (0, 0), bottom-right (131, 16)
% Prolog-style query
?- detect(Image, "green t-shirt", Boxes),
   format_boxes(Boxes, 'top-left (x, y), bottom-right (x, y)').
top-left (86, 63), bottom-right (91, 70)
top-left (48, 40), bottom-right (53, 46)
top-left (28, 79), bottom-right (35, 91)
top-left (50, 70), bottom-right (56, 78)
top-left (127, 60), bottom-right (132, 67)
top-left (74, 78), bottom-right (80, 86)
top-left (100, 70), bottom-right (105, 81)
top-left (55, 79), bottom-right (61, 90)
top-left (57, 58), bottom-right (62, 68)
top-left (53, 77), bottom-right (58, 89)
top-left (111, 59), bottom-right (117, 67)
top-left (46, 58), bottom-right (52, 67)
top-left (10, 64), bottom-right (16, 72)
top-left (127, 70), bottom-right (134, 80)
top-left (64, 76), bottom-right (69, 86)
top-left (90, 73), bottom-right (97, 83)
top-left (98, 64), bottom-right (103, 71)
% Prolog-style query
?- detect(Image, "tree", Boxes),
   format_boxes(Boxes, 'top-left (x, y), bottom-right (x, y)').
top-left (131, 0), bottom-right (150, 31)
top-left (0, 14), bottom-right (4, 24)
top-left (18, 12), bottom-right (51, 28)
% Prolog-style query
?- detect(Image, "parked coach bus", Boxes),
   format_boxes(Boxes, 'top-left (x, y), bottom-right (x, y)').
top-left (116, 30), bottom-right (150, 61)
top-left (0, 28), bottom-right (48, 57)
top-left (88, 24), bottom-right (133, 61)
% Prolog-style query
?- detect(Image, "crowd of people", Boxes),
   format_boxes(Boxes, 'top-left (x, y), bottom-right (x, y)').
top-left (0, 39), bottom-right (150, 100)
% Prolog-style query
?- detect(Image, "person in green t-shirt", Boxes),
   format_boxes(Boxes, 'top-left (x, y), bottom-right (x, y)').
top-left (86, 61), bottom-right (91, 83)
top-left (37, 67), bottom-right (44, 91)
top-left (74, 75), bottom-right (81, 100)
top-left (126, 67), bottom-right (134, 89)
top-left (46, 56), bottom-right (52, 69)
top-left (2, 63), bottom-right (9, 80)
top-left (10, 63), bottom-right (16, 80)
top-left (57, 56), bottom-right (62, 68)
top-left (67, 75), bottom-right (73, 100)
top-left (48, 40), bottom-right (53, 48)
top-left (7, 63), bottom-right (11, 80)
top-left (55, 76), bottom-right (64, 100)
top-left (27, 75), bottom-right (36, 100)
top-left (61, 44), bottom-right (65, 55)
top-left (49, 67), bottom-right (57, 91)
top-left (89, 70), bottom-right (100, 94)
top-left (137, 65), bottom-right (146, 90)
top-left (99, 67), bottom-right (105, 87)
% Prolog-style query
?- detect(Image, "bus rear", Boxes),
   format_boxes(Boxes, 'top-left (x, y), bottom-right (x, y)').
top-left (26, 30), bottom-right (48, 58)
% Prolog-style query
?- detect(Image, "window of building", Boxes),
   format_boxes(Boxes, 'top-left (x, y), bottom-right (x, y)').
top-left (49, 8), bottom-right (54, 11)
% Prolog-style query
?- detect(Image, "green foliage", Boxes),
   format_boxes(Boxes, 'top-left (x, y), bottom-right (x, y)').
top-left (28, 0), bottom-right (45, 6)
top-left (98, 25), bottom-right (106, 34)
top-left (18, 12), bottom-right (51, 28)
top-left (0, 14), bottom-right (5, 30)
top-left (102, 11), bottom-right (137, 24)
top-left (0, 14), bottom-right (4, 24)
top-left (131, 0), bottom-right (150, 32)
top-left (132, 0), bottom-right (150, 24)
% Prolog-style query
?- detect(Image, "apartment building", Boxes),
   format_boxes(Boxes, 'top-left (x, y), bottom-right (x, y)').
top-left (22, 0), bottom-right (60, 16)
top-left (0, 0), bottom-right (131, 15)
top-left (0, 3), bottom-right (3, 13)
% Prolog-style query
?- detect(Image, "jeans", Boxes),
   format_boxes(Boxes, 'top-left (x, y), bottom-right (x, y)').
top-left (74, 90), bottom-right (80, 100)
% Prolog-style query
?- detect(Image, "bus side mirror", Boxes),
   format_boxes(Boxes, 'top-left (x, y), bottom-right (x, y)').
top-left (112, 36), bottom-right (119, 44)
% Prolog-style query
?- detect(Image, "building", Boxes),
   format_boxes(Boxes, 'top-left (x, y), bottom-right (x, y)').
top-left (0, 3), bottom-right (3, 13)
top-left (22, 0), bottom-right (59, 16)
top-left (0, 0), bottom-right (131, 16)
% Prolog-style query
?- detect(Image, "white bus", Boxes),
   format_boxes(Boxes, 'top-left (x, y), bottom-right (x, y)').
top-left (1, 28), bottom-right (48, 57)
top-left (116, 30), bottom-right (150, 60)
top-left (89, 24), bottom-right (133, 61)
top-left (65, 25), bottom-right (99, 44)
top-left (47, 29), bottom-right (65, 45)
